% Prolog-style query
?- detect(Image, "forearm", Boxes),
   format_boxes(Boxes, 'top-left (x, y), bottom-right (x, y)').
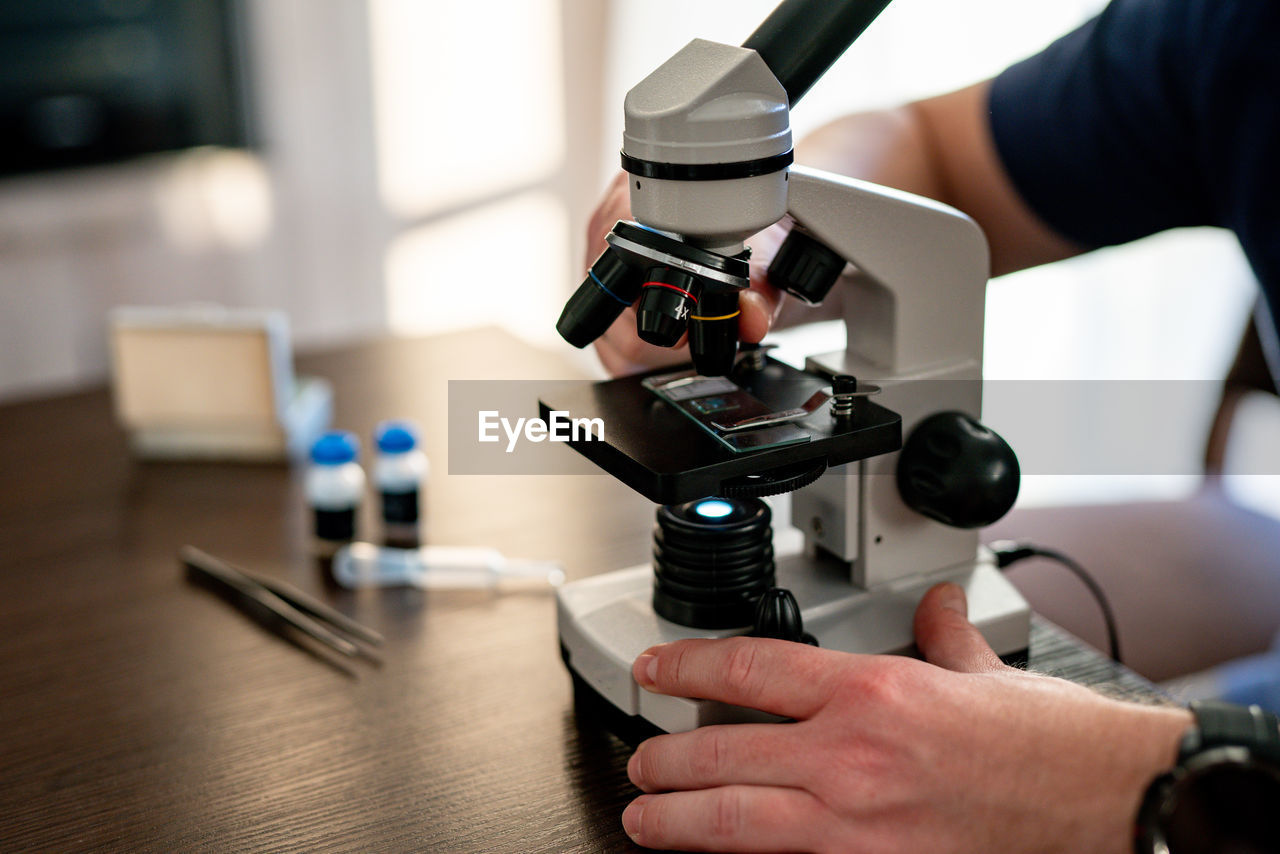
top-left (792, 82), bottom-right (1084, 277)
top-left (797, 104), bottom-right (947, 199)
top-left (772, 106), bottom-right (949, 332)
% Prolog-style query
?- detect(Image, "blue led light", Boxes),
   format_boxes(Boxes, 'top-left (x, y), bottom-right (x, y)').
top-left (693, 499), bottom-right (734, 519)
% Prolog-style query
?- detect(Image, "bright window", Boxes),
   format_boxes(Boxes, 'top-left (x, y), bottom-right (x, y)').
top-left (385, 191), bottom-right (568, 345)
top-left (368, 0), bottom-right (565, 218)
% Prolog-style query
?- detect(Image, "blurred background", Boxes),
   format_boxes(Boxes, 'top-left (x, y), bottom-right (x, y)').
top-left (0, 0), bottom-right (1274, 509)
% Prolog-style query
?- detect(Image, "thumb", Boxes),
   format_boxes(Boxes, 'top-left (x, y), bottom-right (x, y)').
top-left (913, 583), bottom-right (1004, 673)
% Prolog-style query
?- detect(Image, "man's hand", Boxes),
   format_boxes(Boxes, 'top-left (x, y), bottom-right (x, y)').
top-left (622, 583), bottom-right (1191, 853)
top-left (584, 172), bottom-right (787, 376)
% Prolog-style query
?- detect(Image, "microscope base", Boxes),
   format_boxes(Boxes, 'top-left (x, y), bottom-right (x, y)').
top-left (558, 550), bottom-right (1031, 735)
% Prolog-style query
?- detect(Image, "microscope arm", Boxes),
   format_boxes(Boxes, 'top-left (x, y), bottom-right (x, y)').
top-left (785, 165), bottom-right (993, 587)
top-left (785, 165), bottom-right (988, 377)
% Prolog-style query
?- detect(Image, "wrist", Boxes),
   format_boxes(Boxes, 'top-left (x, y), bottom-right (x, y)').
top-left (1126, 703), bottom-right (1195, 775)
top-left (1110, 704), bottom-right (1193, 851)
top-left (1073, 702), bottom-right (1191, 854)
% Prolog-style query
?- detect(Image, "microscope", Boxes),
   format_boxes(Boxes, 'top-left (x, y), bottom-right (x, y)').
top-left (542, 0), bottom-right (1031, 735)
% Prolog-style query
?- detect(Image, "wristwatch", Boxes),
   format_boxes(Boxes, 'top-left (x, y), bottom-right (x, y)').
top-left (1135, 700), bottom-right (1280, 854)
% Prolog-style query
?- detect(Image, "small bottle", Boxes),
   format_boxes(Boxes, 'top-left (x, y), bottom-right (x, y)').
top-left (307, 430), bottom-right (365, 555)
top-left (373, 420), bottom-right (428, 547)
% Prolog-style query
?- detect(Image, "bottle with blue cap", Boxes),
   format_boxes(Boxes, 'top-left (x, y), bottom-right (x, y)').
top-left (373, 420), bottom-right (428, 546)
top-left (306, 430), bottom-right (365, 551)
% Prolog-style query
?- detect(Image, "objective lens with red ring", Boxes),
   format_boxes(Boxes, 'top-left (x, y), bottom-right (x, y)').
top-left (636, 267), bottom-right (698, 348)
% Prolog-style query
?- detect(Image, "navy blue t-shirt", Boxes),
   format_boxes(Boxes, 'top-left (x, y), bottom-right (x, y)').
top-left (989, 0), bottom-right (1280, 342)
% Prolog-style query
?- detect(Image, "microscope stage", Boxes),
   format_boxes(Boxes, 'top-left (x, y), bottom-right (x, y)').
top-left (538, 358), bottom-right (901, 504)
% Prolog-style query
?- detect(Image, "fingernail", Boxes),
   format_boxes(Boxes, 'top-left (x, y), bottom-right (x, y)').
top-left (938, 583), bottom-right (967, 615)
top-left (634, 654), bottom-right (656, 687)
top-left (626, 746), bottom-right (642, 785)
top-left (622, 799), bottom-right (645, 840)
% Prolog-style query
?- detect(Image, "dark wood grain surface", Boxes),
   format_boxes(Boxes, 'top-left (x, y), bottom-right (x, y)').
top-left (0, 329), bottom-right (1160, 852)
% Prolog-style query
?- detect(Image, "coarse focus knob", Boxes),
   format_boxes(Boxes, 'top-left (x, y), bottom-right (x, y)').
top-left (751, 587), bottom-right (817, 645)
top-left (896, 411), bottom-right (1020, 529)
top-left (766, 229), bottom-right (846, 305)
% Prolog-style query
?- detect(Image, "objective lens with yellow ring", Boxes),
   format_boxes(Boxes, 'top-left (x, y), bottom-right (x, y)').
top-left (690, 283), bottom-right (741, 376)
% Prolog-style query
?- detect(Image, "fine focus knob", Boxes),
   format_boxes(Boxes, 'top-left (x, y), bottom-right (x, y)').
top-left (896, 411), bottom-right (1020, 529)
top-left (766, 229), bottom-right (846, 305)
top-left (751, 587), bottom-right (817, 646)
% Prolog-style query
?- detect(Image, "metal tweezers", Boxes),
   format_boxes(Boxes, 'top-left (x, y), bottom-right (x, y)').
top-left (182, 545), bottom-right (383, 665)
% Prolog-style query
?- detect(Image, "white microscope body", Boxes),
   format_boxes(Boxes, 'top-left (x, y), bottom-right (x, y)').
top-left (556, 7), bottom-right (1031, 734)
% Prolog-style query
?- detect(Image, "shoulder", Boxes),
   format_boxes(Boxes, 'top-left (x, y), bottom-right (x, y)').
top-left (984, 0), bottom-right (1274, 246)
top-left (1005, 0), bottom-right (1277, 91)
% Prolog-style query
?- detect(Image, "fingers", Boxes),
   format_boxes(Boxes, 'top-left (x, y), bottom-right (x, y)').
top-left (628, 724), bottom-right (809, 793)
top-left (912, 582), bottom-right (1004, 674)
top-left (634, 636), bottom-right (841, 720)
top-left (623, 786), bottom-right (827, 853)
top-left (741, 221), bottom-right (789, 343)
top-left (584, 172), bottom-right (630, 272)
top-left (738, 287), bottom-right (779, 343)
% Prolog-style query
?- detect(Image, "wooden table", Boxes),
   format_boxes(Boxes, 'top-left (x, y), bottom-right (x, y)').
top-left (0, 329), bottom-right (1158, 852)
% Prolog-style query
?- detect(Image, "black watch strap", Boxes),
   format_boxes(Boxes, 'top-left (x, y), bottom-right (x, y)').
top-left (1179, 700), bottom-right (1280, 764)
top-left (1136, 701), bottom-right (1280, 854)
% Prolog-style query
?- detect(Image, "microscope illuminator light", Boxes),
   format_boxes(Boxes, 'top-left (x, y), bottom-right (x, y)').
top-left (693, 499), bottom-right (735, 519)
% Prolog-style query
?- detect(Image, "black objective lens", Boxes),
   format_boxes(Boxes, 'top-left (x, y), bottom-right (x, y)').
top-left (689, 283), bottom-right (740, 376)
top-left (652, 497), bottom-right (775, 629)
top-left (767, 228), bottom-right (846, 306)
top-left (636, 267), bottom-right (698, 348)
top-left (557, 248), bottom-right (643, 349)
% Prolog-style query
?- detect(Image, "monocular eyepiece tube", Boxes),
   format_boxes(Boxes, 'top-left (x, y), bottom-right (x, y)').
top-left (635, 267), bottom-right (698, 348)
top-left (743, 0), bottom-right (893, 107)
top-left (556, 247), bottom-right (642, 349)
top-left (689, 284), bottom-right (740, 377)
